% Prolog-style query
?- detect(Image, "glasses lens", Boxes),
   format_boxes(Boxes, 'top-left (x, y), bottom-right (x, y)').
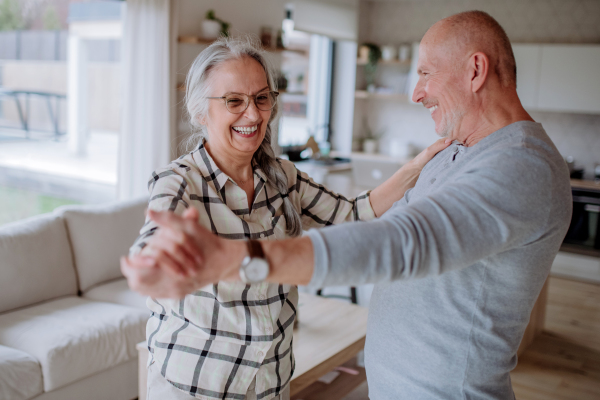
top-left (225, 95), bottom-right (247, 113)
top-left (256, 92), bottom-right (276, 111)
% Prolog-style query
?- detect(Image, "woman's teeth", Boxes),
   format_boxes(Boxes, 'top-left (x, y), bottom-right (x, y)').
top-left (429, 105), bottom-right (438, 114)
top-left (232, 125), bottom-right (258, 135)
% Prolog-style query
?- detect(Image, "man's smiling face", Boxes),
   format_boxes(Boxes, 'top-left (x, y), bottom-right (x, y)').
top-left (411, 26), bottom-right (470, 139)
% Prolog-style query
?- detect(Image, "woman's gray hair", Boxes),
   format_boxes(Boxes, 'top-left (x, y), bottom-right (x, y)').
top-left (184, 36), bottom-right (302, 237)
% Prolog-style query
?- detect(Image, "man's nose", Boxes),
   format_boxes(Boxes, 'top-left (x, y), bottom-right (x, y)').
top-left (412, 79), bottom-right (425, 103)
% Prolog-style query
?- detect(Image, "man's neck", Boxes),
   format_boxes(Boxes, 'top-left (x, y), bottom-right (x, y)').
top-left (454, 92), bottom-right (534, 147)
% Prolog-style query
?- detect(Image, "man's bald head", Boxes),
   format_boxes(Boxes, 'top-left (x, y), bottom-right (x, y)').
top-left (425, 11), bottom-right (516, 88)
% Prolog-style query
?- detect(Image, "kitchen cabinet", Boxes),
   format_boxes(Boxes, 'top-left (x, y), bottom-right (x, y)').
top-left (512, 44), bottom-right (600, 114)
top-left (512, 44), bottom-right (542, 109)
top-left (537, 45), bottom-right (600, 114)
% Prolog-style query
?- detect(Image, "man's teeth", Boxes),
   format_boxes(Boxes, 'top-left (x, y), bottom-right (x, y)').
top-left (429, 105), bottom-right (438, 114)
top-left (232, 125), bottom-right (258, 135)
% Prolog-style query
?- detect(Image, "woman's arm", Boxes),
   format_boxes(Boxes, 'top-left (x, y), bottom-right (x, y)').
top-left (369, 138), bottom-right (451, 217)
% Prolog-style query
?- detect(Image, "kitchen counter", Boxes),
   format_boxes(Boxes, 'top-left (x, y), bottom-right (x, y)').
top-left (571, 178), bottom-right (600, 191)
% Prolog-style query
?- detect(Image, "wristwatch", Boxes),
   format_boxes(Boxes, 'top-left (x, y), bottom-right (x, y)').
top-left (239, 240), bottom-right (270, 284)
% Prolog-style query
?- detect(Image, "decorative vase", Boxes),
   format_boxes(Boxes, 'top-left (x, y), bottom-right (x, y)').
top-left (363, 139), bottom-right (378, 154)
top-left (202, 20), bottom-right (221, 40)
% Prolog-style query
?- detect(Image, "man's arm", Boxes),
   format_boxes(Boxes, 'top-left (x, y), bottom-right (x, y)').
top-left (122, 148), bottom-right (555, 298)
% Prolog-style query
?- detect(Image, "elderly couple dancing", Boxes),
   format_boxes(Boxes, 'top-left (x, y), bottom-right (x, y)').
top-left (121, 10), bottom-right (571, 400)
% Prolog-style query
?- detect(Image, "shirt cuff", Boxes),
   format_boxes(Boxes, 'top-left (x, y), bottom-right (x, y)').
top-left (306, 228), bottom-right (330, 289)
top-left (356, 190), bottom-right (376, 221)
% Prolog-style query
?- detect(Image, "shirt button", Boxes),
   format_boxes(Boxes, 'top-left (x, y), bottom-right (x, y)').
top-left (260, 233), bottom-right (265, 238)
top-left (257, 351), bottom-right (264, 357)
top-left (259, 294), bottom-right (266, 300)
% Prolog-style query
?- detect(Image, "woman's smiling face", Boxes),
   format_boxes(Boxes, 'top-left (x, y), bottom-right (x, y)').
top-left (201, 56), bottom-right (272, 159)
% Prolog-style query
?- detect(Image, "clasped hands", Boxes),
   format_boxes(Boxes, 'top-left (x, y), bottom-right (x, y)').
top-left (120, 207), bottom-right (242, 299)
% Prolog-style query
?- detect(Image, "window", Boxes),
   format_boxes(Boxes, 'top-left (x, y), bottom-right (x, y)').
top-left (0, 0), bottom-right (124, 225)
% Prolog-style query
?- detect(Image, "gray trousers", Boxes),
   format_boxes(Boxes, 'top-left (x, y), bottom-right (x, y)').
top-left (147, 362), bottom-right (290, 400)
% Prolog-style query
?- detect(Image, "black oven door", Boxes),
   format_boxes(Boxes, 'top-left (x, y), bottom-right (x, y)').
top-left (564, 189), bottom-right (600, 250)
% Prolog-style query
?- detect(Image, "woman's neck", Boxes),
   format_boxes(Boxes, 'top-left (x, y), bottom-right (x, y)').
top-left (204, 141), bottom-right (254, 186)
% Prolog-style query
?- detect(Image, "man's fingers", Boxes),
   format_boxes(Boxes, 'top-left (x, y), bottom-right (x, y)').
top-left (160, 229), bottom-right (202, 274)
top-left (148, 209), bottom-right (185, 230)
top-left (183, 206), bottom-right (199, 220)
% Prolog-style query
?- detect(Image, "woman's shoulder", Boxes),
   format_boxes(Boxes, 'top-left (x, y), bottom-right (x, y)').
top-left (149, 152), bottom-right (201, 187)
top-left (275, 157), bottom-right (301, 181)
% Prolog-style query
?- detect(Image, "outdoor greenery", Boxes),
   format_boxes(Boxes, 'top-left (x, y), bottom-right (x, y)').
top-left (0, 185), bottom-right (79, 226)
top-left (0, 0), bottom-right (23, 31)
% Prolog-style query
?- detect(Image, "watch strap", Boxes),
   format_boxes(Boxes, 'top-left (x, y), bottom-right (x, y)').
top-left (246, 239), bottom-right (265, 259)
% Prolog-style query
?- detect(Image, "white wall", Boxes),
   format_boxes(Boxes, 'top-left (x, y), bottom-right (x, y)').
top-left (355, 0), bottom-right (600, 177)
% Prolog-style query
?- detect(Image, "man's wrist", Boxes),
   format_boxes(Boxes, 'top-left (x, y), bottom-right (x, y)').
top-left (219, 239), bottom-right (247, 282)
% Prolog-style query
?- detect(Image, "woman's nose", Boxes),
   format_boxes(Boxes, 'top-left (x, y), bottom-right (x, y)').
top-left (243, 98), bottom-right (261, 119)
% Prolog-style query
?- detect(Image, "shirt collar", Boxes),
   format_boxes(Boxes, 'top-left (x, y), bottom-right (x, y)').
top-left (192, 140), bottom-right (230, 193)
top-left (192, 139), bottom-right (269, 193)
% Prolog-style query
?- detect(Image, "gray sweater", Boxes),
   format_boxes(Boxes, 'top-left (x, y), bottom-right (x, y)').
top-left (306, 122), bottom-right (572, 399)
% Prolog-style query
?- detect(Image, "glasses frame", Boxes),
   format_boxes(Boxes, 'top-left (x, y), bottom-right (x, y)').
top-left (207, 90), bottom-right (280, 114)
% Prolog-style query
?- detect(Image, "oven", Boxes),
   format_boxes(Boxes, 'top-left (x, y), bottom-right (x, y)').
top-left (563, 188), bottom-right (600, 250)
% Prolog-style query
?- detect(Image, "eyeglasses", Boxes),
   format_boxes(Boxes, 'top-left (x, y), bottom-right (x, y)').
top-left (207, 91), bottom-right (279, 114)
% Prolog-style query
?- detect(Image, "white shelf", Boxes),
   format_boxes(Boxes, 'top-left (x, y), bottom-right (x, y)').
top-left (354, 91), bottom-right (409, 101)
top-left (178, 36), bottom-right (306, 55)
top-left (356, 58), bottom-right (411, 66)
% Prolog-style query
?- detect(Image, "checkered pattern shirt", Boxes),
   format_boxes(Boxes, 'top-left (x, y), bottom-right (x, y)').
top-left (130, 141), bottom-right (375, 400)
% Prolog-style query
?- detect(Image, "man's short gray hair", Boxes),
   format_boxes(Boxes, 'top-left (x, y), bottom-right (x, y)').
top-left (183, 36), bottom-right (302, 237)
top-left (446, 11), bottom-right (517, 88)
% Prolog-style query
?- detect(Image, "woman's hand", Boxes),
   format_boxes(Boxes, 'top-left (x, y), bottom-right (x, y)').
top-left (137, 207), bottom-right (204, 277)
top-left (120, 207), bottom-right (246, 299)
top-left (407, 138), bottom-right (452, 170)
top-left (369, 138), bottom-right (451, 217)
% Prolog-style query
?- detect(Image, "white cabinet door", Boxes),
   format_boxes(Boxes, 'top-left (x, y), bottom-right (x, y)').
top-left (537, 45), bottom-right (600, 114)
top-left (512, 44), bottom-right (542, 109)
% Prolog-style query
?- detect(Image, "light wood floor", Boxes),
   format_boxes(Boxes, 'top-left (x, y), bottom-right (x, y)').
top-left (339, 276), bottom-right (600, 400)
top-left (511, 276), bottom-right (600, 400)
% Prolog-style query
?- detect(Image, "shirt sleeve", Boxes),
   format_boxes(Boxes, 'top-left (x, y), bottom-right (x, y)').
top-left (129, 166), bottom-right (192, 256)
top-left (291, 165), bottom-right (376, 229)
top-left (306, 147), bottom-right (557, 289)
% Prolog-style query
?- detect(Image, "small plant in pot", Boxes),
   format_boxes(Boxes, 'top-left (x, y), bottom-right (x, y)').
top-left (356, 117), bottom-right (384, 154)
top-left (202, 10), bottom-right (230, 39)
top-left (362, 43), bottom-right (381, 92)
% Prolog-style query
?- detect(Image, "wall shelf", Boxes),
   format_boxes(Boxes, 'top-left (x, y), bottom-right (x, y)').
top-left (177, 36), bottom-right (306, 55)
top-left (356, 58), bottom-right (411, 66)
top-left (354, 90), bottom-right (409, 101)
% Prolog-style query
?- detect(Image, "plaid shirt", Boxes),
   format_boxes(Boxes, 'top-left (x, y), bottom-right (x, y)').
top-left (130, 141), bottom-right (375, 400)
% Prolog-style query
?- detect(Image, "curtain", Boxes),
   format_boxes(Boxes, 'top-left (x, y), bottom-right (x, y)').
top-left (118, 0), bottom-right (173, 200)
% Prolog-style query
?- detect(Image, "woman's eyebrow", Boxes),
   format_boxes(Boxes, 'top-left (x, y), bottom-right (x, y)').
top-left (225, 86), bottom-right (271, 96)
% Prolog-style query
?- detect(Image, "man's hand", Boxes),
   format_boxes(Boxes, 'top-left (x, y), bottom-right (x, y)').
top-left (120, 207), bottom-right (245, 299)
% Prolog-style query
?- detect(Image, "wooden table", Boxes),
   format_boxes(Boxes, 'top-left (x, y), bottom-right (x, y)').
top-left (137, 292), bottom-right (368, 400)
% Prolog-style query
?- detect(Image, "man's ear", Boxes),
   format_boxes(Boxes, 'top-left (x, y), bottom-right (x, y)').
top-left (469, 52), bottom-right (489, 93)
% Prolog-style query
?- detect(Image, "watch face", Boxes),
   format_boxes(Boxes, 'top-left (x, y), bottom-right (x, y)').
top-left (244, 258), bottom-right (269, 282)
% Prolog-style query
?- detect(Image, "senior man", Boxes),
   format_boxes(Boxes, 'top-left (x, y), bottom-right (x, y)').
top-left (123, 10), bottom-right (572, 399)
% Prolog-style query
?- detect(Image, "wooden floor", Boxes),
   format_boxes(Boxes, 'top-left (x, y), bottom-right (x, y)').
top-left (510, 276), bottom-right (600, 400)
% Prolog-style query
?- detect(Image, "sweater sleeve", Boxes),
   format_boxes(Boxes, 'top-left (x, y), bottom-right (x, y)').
top-left (307, 148), bottom-right (554, 289)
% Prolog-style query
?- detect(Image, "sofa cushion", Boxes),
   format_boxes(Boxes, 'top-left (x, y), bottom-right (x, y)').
top-left (0, 213), bottom-right (78, 314)
top-left (60, 197), bottom-right (147, 292)
top-left (0, 296), bottom-right (148, 392)
top-left (83, 278), bottom-right (148, 310)
top-left (0, 345), bottom-right (43, 400)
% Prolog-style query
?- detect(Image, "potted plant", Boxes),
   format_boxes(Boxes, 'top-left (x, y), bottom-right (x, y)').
top-left (202, 10), bottom-right (230, 39)
top-left (362, 43), bottom-right (381, 92)
top-left (356, 117), bottom-right (384, 154)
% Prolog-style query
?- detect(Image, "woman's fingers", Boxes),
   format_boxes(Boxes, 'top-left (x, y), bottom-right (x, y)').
top-left (159, 228), bottom-right (202, 274)
top-left (144, 244), bottom-right (189, 277)
top-left (412, 138), bottom-right (453, 169)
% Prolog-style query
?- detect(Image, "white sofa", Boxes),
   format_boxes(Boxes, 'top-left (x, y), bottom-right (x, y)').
top-left (0, 198), bottom-right (150, 400)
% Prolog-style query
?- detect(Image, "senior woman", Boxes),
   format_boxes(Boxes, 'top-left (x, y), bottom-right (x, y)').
top-left (125, 37), bottom-right (448, 400)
